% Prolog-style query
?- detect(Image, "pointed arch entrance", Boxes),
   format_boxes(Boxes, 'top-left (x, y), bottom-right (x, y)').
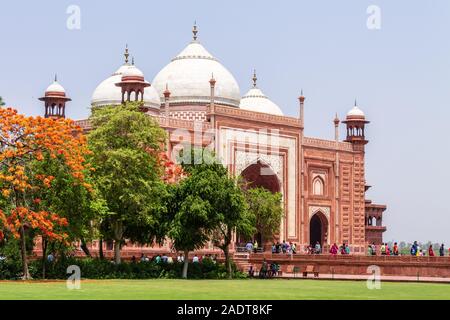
top-left (240, 160), bottom-right (280, 193)
top-left (239, 160), bottom-right (281, 247)
top-left (309, 211), bottom-right (328, 248)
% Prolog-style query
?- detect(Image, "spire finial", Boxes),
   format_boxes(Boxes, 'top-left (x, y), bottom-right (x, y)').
top-left (192, 21), bottom-right (198, 41)
top-left (132, 56), bottom-right (135, 66)
top-left (124, 44), bottom-right (130, 64)
top-left (252, 69), bottom-right (257, 88)
top-left (354, 99), bottom-right (357, 107)
top-left (301, 88), bottom-right (304, 96)
top-left (54, 74), bottom-right (57, 82)
top-left (334, 112), bottom-right (340, 124)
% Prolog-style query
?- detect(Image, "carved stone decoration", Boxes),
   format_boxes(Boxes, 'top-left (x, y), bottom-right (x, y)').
top-left (235, 150), bottom-right (283, 184)
top-left (309, 206), bottom-right (331, 220)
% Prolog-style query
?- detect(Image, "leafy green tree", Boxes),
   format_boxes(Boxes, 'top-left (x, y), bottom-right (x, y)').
top-left (0, 96), bottom-right (5, 106)
top-left (173, 148), bottom-right (252, 278)
top-left (31, 155), bottom-right (108, 277)
top-left (245, 187), bottom-right (284, 246)
top-left (165, 165), bottom-right (220, 279)
top-left (88, 103), bottom-right (167, 264)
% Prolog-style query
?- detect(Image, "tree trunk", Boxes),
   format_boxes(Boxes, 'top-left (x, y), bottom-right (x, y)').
top-left (113, 240), bottom-right (121, 264)
top-left (80, 238), bottom-right (91, 257)
top-left (99, 238), bottom-right (104, 260)
top-left (42, 238), bottom-right (48, 279)
top-left (224, 245), bottom-right (232, 279)
top-left (224, 228), bottom-right (233, 279)
top-left (19, 226), bottom-right (31, 280)
top-left (182, 250), bottom-right (189, 279)
top-left (113, 221), bottom-right (123, 264)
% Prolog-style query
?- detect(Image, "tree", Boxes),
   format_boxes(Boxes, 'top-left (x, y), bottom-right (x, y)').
top-left (0, 97), bottom-right (5, 106)
top-left (244, 187), bottom-right (284, 246)
top-left (31, 155), bottom-right (107, 278)
top-left (0, 107), bottom-right (91, 279)
top-left (209, 173), bottom-right (253, 279)
top-left (88, 103), bottom-right (168, 264)
top-left (173, 149), bottom-right (252, 278)
top-left (165, 163), bottom-right (221, 279)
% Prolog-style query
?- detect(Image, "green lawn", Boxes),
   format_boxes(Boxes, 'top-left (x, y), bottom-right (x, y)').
top-left (0, 279), bottom-right (449, 300)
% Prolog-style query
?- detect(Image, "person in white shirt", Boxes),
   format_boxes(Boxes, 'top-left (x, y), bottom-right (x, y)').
top-left (192, 255), bottom-right (199, 263)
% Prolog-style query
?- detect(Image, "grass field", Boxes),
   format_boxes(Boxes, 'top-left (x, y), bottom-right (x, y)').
top-left (0, 279), bottom-right (449, 300)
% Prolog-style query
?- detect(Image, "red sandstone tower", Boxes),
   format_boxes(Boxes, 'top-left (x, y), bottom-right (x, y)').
top-left (115, 56), bottom-right (151, 112)
top-left (39, 75), bottom-right (71, 119)
top-left (342, 100), bottom-right (370, 152)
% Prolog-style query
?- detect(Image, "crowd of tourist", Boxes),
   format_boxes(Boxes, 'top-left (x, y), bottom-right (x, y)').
top-left (241, 239), bottom-right (449, 257)
top-left (365, 241), bottom-right (449, 256)
top-left (128, 241), bottom-right (449, 265)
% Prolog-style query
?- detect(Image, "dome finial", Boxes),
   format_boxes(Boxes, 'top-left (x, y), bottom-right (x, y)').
top-left (132, 56), bottom-right (135, 66)
top-left (252, 69), bottom-right (257, 88)
top-left (192, 21), bottom-right (198, 41)
top-left (124, 44), bottom-right (130, 64)
top-left (54, 74), bottom-right (58, 82)
top-left (354, 98), bottom-right (357, 107)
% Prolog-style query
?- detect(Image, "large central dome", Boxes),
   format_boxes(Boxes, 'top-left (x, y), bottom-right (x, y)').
top-left (152, 27), bottom-right (241, 108)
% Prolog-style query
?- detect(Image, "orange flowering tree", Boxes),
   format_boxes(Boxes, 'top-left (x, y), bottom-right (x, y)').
top-left (0, 107), bottom-right (91, 279)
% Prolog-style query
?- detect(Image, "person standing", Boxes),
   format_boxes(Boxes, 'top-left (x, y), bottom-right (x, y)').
top-left (428, 245), bottom-right (435, 257)
top-left (410, 241), bottom-right (418, 256)
top-left (380, 243), bottom-right (386, 255)
top-left (393, 242), bottom-right (399, 256)
top-left (371, 243), bottom-right (377, 256)
top-left (439, 244), bottom-right (445, 257)
top-left (253, 240), bottom-right (258, 253)
top-left (315, 241), bottom-right (321, 254)
top-left (246, 241), bottom-right (253, 253)
top-left (330, 243), bottom-right (338, 255)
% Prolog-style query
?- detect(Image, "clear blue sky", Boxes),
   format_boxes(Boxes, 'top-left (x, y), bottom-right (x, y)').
top-left (1, 0), bottom-right (449, 244)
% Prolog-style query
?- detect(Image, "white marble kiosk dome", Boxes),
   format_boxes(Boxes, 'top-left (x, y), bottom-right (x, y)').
top-left (91, 60), bottom-right (160, 111)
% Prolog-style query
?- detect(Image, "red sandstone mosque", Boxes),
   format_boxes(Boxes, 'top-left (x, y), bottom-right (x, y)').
top-left (38, 25), bottom-right (387, 254)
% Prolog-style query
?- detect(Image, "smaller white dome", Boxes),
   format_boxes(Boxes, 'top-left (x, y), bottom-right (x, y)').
top-left (91, 64), bottom-right (160, 109)
top-left (239, 87), bottom-right (283, 116)
top-left (122, 65), bottom-right (144, 77)
top-left (347, 106), bottom-right (365, 118)
top-left (46, 81), bottom-right (65, 93)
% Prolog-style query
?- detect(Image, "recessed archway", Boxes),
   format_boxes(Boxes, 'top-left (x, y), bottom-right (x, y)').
top-left (239, 160), bottom-right (281, 247)
top-left (240, 160), bottom-right (280, 193)
top-left (309, 212), bottom-right (328, 248)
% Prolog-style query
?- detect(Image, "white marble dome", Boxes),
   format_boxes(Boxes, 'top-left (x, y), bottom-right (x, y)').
top-left (347, 105), bottom-right (365, 118)
top-left (46, 81), bottom-right (66, 93)
top-left (152, 39), bottom-right (241, 107)
top-left (122, 65), bottom-right (144, 77)
top-left (91, 64), bottom-right (160, 109)
top-left (239, 87), bottom-right (283, 116)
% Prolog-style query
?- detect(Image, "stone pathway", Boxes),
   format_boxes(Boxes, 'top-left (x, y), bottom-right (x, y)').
top-left (277, 272), bottom-right (450, 283)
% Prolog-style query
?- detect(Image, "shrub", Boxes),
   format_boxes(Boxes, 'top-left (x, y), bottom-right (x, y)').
top-left (0, 257), bottom-right (247, 280)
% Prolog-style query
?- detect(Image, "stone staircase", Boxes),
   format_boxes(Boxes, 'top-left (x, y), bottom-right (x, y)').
top-left (233, 253), bottom-right (252, 272)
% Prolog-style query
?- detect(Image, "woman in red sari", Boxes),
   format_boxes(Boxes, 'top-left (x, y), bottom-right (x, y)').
top-left (428, 245), bottom-right (435, 257)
